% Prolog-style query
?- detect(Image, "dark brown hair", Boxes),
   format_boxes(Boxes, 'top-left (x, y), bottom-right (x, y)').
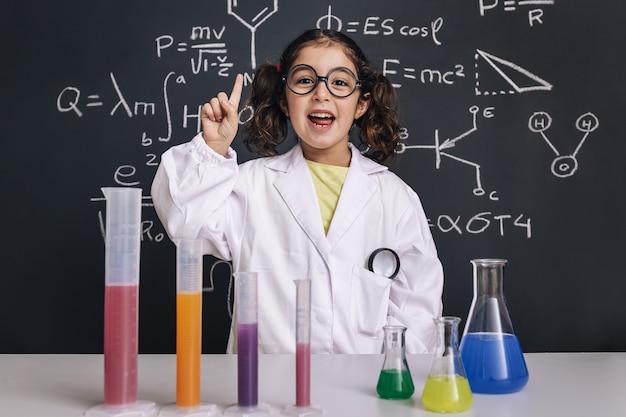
top-left (243, 29), bottom-right (401, 163)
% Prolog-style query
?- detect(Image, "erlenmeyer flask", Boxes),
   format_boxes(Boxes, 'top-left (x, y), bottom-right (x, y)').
top-left (376, 325), bottom-right (415, 399)
top-left (422, 316), bottom-right (472, 413)
top-left (459, 259), bottom-right (529, 394)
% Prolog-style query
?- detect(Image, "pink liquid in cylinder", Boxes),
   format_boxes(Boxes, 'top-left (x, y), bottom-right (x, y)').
top-left (296, 343), bottom-right (311, 407)
top-left (104, 284), bottom-right (138, 405)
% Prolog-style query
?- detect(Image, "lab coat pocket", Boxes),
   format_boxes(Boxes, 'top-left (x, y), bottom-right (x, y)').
top-left (351, 265), bottom-right (392, 339)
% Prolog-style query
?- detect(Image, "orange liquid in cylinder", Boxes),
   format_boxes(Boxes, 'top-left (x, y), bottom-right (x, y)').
top-left (176, 292), bottom-right (202, 408)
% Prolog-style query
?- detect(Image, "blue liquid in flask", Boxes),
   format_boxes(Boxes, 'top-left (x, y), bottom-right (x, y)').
top-left (460, 332), bottom-right (529, 394)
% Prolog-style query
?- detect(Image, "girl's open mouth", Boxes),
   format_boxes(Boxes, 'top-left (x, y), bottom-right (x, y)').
top-left (308, 112), bottom-right (335, 128)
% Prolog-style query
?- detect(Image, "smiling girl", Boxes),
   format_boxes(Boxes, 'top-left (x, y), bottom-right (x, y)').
top-left (151, 29), bottom-right (443, 354)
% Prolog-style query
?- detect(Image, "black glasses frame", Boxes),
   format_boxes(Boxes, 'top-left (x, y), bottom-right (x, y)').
top-left (282, 64), bottom-right (362, 98)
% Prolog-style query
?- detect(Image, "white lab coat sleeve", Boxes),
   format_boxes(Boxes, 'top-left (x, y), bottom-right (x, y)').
top-left (151, 133), bottom-right (241, 260)
top-left (387, 192), bottom-right (444, 354)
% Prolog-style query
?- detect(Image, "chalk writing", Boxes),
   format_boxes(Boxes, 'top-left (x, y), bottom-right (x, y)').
top-left (397, 106), bottom-right (496, 198)
top-left (155, 26), bottom-right (233, 76)
top-left (51, 0), bottom-right (599, 243)
top-left (528, 111), bottom-right (600, 178)
top-left (227, 0), bottom-right (278, 69)
top-left (383, 59), bottom-right (465, 88)
top-left (429, 212), bottom-right (532, 238)
top-left (475, 49), bottom-right (553, 95)
top-left (206, 260), bottom-right (234, 319)
top-left (317, 5), bottom-right (444, 45)
top-left (478, 0), bottom-right (555, 27)
top-left (58, 73), bottom-right (152, 118)
top-left (93, 194), bottom-right (165, 243)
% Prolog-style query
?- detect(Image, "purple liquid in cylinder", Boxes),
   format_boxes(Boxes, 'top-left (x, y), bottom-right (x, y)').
top-left (237, 323), bottom-right (258, 406)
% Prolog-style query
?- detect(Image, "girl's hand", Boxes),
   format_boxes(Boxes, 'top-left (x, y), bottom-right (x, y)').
top-left (200, 74), bottom-right (244, 156)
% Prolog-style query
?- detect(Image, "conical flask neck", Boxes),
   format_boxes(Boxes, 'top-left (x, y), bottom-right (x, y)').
top-left (465, 259), bottom-right (515, 335)
top-left (382, 326), bottom-right (406, 354)
top-left (434, 317), bottom-right (461, 354)
top-left (380, 326), bottom-right (409, 370)
top-left (472, 259), bottom-right (505, 297)
top-left (428, 317), bottom-right (468, 381)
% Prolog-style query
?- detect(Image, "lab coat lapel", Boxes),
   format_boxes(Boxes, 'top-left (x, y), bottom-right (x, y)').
top-left (270, 145), bottom-right (330, 254)
top-left (326, 145), bottom-right (387, 247)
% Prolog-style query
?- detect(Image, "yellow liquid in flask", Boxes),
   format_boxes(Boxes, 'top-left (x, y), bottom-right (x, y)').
top-left (421, 375), bottom-right (473, 413)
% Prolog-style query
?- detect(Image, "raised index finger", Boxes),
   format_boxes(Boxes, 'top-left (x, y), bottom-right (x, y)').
top-left (228, 74), bottom-right (244, 108)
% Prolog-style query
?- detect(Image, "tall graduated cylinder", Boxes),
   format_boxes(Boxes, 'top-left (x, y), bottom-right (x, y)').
top-left (175, 239), bottom-right (204, 408)
top-left (294, 279), bottom-right (312, 407)
top-left (459, 259), bottom-right (529, 394)
top-left (225, 271), bottom-right (270, 416)
top-left (235, 272), bottom-right (260, 408)
top-left (102, 187), bottom-right (142, 406)
top-left (283, 279), bottom-right (323, 416)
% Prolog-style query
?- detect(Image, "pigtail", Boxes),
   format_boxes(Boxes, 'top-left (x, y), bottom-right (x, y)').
top-left (356, 72), bottom-right (401, 164)
top-left (243, 63), bottom-right (289, 156)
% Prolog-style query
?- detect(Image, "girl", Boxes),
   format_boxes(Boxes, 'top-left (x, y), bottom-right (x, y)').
top-left (151, 29), bottom-right (443, 354)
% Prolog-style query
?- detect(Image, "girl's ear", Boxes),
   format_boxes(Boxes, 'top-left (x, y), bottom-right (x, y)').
top-left (354, 93), bottom-right (371, 119)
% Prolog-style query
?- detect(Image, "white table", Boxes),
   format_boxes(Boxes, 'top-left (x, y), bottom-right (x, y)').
top-left (0, 353), bottom-right (623, 416)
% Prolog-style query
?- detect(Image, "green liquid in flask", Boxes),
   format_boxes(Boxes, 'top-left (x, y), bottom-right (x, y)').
top-left (422, 375), bottom-right (473, 413)
top-left (376, 369), bottom-right (415, 399)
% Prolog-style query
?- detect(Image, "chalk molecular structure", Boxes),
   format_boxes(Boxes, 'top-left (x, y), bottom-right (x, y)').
top-left (528, 111), bottom-right (599, 178)
top-left (227, 0), bottom-right (278, 69)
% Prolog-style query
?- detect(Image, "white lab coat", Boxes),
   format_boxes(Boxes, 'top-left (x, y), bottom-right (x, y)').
top-left (151, 134), bottom-right (443, 354)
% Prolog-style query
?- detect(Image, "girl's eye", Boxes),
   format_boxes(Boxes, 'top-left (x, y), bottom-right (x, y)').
top-left (297, 77), bottom-right (315, 85)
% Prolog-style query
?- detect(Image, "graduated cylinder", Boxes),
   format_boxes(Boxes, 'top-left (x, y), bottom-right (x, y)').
top-left (175, 239), bottom-right (204, 408)
top-left (102, 187), bottom-right (142, 407)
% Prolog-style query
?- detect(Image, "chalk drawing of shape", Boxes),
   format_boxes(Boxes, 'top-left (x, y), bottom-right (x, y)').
top-left (227, 0), bottom-right (278, 69)
top-left (475, 49), bottom-right (553, 95)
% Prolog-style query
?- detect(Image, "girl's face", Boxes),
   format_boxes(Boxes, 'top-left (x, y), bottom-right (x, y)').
top-left (282, 44), bottom-right (369, 166)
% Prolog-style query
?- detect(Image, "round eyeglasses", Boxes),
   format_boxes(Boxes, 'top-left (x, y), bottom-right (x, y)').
top-left (283, 64), bottom-right (362, 98)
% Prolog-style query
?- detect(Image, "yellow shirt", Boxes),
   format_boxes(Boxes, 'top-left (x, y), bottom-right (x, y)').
top-left (306, 159), bottom-right (349, 234)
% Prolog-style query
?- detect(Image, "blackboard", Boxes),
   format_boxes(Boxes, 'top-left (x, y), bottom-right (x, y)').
top-left (2, 0), bottom-right (625, 353)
